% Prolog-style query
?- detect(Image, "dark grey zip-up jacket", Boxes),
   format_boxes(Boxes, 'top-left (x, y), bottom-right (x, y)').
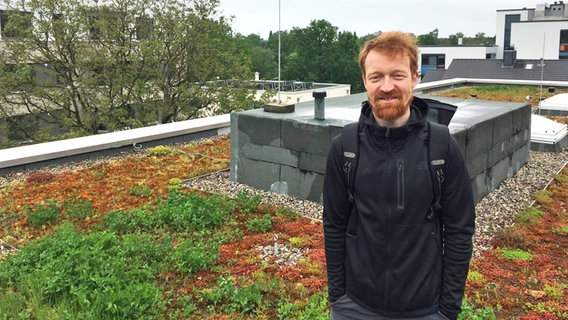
top-left (323, 97), bottom-right (475, 320)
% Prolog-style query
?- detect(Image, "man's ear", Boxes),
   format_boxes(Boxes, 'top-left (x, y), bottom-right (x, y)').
top-left (411, 71), bottom-right (419, 87)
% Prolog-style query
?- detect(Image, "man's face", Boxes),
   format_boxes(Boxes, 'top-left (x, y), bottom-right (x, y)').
top-left (362, 50), bottom-right (418, 122)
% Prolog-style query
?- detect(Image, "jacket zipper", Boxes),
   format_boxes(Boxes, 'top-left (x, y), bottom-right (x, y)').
top-left (397, 159), bottom-right (404, 209)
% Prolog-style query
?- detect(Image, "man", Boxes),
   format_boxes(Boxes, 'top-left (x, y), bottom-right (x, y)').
top-left (323, 31), bottom-right (475, 320)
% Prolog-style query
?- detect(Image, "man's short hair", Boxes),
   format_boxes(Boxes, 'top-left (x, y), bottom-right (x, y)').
top-left (358, 31), bottom-right (419, 76)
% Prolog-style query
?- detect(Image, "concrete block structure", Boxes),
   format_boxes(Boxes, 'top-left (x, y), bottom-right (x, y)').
top-left (230, 93), bottom-right (531, 204)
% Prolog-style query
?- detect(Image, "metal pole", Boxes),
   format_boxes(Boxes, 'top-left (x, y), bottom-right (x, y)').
top-left (278, 0), bottom-right (281, 104)
top-left (538, 33), bottom-right (546, 114)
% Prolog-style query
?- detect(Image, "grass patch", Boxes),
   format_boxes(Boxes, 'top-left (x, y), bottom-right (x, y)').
top-left (534, 190), bottom-right (553, 205)
top-left (515, 207), bottom-right (544, 226)
top-left (27, 201), bottom-right (60, 227)
top-left (552, 226), bottom-right (568, 235)
top-left (501, 247), bottom-right (533, 261)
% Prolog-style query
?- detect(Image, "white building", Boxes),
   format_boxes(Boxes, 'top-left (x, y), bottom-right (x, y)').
top-left (496, 1), bottom-right (568, 59)
top-left (419, 2), bottom-right (568, 79)
top-left (419, 45), bottom-right (497, 76)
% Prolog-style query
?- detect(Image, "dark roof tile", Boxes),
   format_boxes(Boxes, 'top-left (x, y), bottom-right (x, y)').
top-left (421, 59), bottom-right (568, 83)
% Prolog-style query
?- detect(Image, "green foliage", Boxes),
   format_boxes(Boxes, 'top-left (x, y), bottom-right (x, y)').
top-left (417, 28), bottom-right (439, 45)
top-left (156, 191), bottom-right (235, 231)
top-left (458, 299), bottom-right (497, 320)
top-left (289, 236), bottom-right (308, 248)
top-left (467, 270), bottom-right (486, 284)
top-left (171, 234), bottom-right (220, 275)
top-left (168, 178), bottom-right (183, 185)
top-left (552, 226), bottom-right (568, 235)
top-left (0, 0), bottom-right (257, 144)
top-left (534, 190), bottom-right (553, 205)
top-left (543, 283), bottom-right (565, 301)
top-left (280, 20), bottom-right (362, 93)
top-left (200, 276), bottom-right (264, 315)
top-left (515, 207), bottom-right (543, 226)
top-left (99, 191), bottom-right (236, 233)
top-left (235, 190), bottom-right (263, 213)
top-left (501, 247), bottom-right (533, 261)
top-left (245, 214), bottom-right (274, 233)
top-left (62, 196), bottom-right (94, 220)
top-left (276, 206), bottom-right (301, 220)
top-left (129, 183), bottom-right (153, 197)
top-left (296, 291), bottom-right (329, 319)
top-left (146, 145), bottom-right (175, 157)
top-left (553, 172), bottom-right (568, 184)
top-left (0, 224), bottom-right (166, 319)
top-left (27, 200), bottom-right (60, 227)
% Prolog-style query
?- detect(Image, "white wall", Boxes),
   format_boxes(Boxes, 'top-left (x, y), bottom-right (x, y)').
top-left (418, 46), bottom-right (497, 73)
top-left (495, 9), bottom-right (533, 59)
top-left (510, 21), bottom-right (568, 59)
top-left (254, 84), bottom-right (351, 104)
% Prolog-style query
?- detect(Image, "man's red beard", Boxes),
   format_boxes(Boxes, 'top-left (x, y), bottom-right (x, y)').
top-left (370, 94), bottom-right (413, 121)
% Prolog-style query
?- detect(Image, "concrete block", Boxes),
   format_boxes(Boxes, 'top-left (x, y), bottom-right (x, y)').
top-left (510, 128), bottom-right (530, 151)
top-left (492, 112), bottom-right (514, 145)
top-left (237, 113), bottom-right (282, 147)
top-left (487, 140), bottom-right (511, 168)
top-left (235, 158), bottom-right (281, 191)
top-left (471, 171), bottom-right (489, 204)
top-left (282, 120), bottom-right (332, 155)
top-left (512, 104), bottom-right (531, 134)
top-left (488, 156), bottom-right (511, 191)
top-left (466, 151), bottom-right (488, 179)
top-left (465, 120), bottom-right (494, 160)
top-left (511, 144), bottom-right (530, 175)
top-left (241, 142), bottom-right (299, 167)
top-left (299, 152), bottom-right (328, 174)
top-left (281, 165), bottom-right (325, 203)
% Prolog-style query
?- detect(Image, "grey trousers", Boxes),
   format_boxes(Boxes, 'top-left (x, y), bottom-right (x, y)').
top-left (330, 295), bottom-right (450, 320)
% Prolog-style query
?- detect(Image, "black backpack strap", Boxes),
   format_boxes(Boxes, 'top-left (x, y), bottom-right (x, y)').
top-left (340, 122), bottom-right (359, 238)
top-left (426, 122), bottom-right (451, 221)
top-left (341, 122), bottom-right (359, 203)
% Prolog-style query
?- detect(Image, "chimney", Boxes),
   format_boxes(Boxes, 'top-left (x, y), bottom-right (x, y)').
top-left (503, 49), bottom-right (517, 67)
top-left (313, 91), bottom-right (327, 120)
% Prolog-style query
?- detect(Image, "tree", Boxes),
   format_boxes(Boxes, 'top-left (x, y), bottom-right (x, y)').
top-left (417, 28), bottom-right (439, 45)
top-left (330, 31), bottom-right (363, 92)
top-left (448, 32), bottom-right (465, 45)
top-left (358, 31), bottom-right (382, 48)
top-left (283, 20), bottom-right (338, 82)
top-left (277, 19), bottom-right (360, 92)
top-left (0, 0), bottom-right (262, 143)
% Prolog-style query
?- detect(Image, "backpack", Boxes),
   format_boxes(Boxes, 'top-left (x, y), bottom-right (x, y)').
top-left (341, 120), bottom-right (451, 239)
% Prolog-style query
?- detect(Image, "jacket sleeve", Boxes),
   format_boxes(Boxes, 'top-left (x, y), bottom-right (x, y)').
top-left (323, 135), bottom-right (351, 303)
top-left (438, 136), bottom-right (476, 320)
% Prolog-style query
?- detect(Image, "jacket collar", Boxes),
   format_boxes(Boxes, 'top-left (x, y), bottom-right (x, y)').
top-left (359, 96), bottom-right (429, 139)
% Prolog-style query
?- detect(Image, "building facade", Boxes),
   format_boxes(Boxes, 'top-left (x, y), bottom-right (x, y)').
top-left (419, 45), bottom-right (497, 77)
top-left (496, 1), bottom-right (568, 59)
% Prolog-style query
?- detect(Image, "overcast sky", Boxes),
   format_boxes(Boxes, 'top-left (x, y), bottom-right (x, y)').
top-left (217, 0), bottom-right (539, 39)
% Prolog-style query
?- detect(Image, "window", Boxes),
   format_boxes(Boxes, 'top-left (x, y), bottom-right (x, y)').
top-left (135, 16), bottom-right (153, 40)
top-left (421, 54), bottom-right (445, 76)
top-left (0, 10), bottom-right (32, 38)
top-left (504, 14), bottom-right (521, 49)
top-left (560, 30), bottom-right (568, 59)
